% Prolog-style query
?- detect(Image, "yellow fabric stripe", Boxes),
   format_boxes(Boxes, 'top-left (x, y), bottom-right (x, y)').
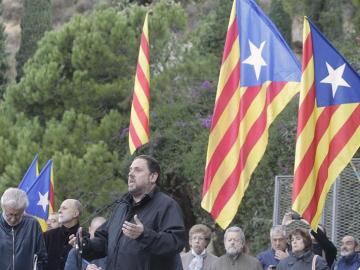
top-left (267, 82), bottom-right (300, 124)
top-left (214, 0), bottom-right (237, 102)
top-left (294, 60), bottom-right (316, 169)
top-left (134, 77), bottom-right (150, 112)
top-left (216, 129), bottom-right (269, 228)
top-left (37, 218), bottom-right (47, 232)
top-left (130, 105), bottom-right (149, 142)
top-left (216, 82), bottom-right (299, 228)
top-left (203, 84), bottom-right (268, 211)
top-left (311, 120), bottom-right (360, 228)
top-left (293, 104), bottom-right (357, 213)
top-left (205, 84), bottom-right (241, 167)
top-left (129, 138), bottom-right (136, 154)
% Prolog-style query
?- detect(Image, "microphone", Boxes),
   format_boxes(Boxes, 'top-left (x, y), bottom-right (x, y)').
top-left (75, 229), bottom-right (83, 270)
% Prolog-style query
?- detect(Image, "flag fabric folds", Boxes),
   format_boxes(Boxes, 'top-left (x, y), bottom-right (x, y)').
top-left (26, 160), bottom-right (54, 231)
top-left (292, 18), bottom-right (360, 230)
top-left (18, 155), bottom-right (39, 193)
top-left (201, 0), bottom-right (301, 229)
top-left (129, 13), bottom-right (150, 154)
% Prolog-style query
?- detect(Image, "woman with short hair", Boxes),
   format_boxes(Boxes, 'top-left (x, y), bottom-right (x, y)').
top-left (276, 228), bottom-right (329, 270)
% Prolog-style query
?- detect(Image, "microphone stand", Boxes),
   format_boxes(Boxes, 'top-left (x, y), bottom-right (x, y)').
top-left (74, 196), bottom-right (128, 270)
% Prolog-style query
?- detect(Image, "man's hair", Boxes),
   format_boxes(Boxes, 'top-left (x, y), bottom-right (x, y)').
top-left (135, 155), bottom-right (161, 181)
top-left (90, 216), bottom-right (106, 229)
top-left (289, 228), bottom-right (312, 251)
top-left (270, 225), bottom-right (287, 238)
top-left (1, 187), bottom-right (29, 210)
top-left (189, 224), bottom-right (212, 242)
top-left (224, 226), bottom-right (246, 244)
top-left (71, 199), bottom-right (83, 215)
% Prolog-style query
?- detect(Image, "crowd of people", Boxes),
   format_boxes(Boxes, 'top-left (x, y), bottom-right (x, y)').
top-left (0, 154), bottom-right (359, 270)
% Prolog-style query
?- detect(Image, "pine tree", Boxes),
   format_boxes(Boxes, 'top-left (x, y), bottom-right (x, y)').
top-left (15, 0), bottom-right (51, 81)
top-left (269, 0), bottom-right (292, 44)
top-left (0, 0), bottom-right (8, 97)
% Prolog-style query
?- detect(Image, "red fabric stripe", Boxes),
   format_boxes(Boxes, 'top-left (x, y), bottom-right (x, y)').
top-left (292, 105), bottom-right (338, 200)
top-left (209, 83), bottom-right (286, 218)
top-left (296, 83), bottom-right (316, 138)
top-left (141, 33), bottom-right (150, 63)
top-left (129, 120), bottom-right (143, 148)
top-left (302, 32), bottom-right (313, 72)
top-left (131, 93), bottom-right (150, 135)
top-left (203, 85), bottom-right (261, 196)
top-left (222, 18), bottom-right (239, 63)
top-left (136, 63), bottom-right (150, 99)
top-left (210, 61), bottom-right (240, 131)
top-left (302, 104), bottom-right (360, 221)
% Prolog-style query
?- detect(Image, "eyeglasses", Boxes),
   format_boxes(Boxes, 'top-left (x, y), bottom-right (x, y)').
top-left (191, 236), bottom-right (207, 241)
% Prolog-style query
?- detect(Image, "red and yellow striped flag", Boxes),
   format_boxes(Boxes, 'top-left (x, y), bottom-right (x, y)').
top-left (129, 13), bottom-right (150, 154)
top-left (201, 0), bottom-right (301, 229)
top-left (49, 164), bottom-right (55, 214)
top-left (292, 18), bottom-right (360, 230)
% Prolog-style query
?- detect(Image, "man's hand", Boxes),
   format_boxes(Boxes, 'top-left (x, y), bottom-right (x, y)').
top-left (281, 212), bottom-right (293, 226)
top-left (122, 214), bottom-right (144, 239)
top-left (274, 249), bottom-right (289, 260)
top-left (86, 264), bottom-right (102, 270)
top-left (69, 227), bottom-right (83, 248)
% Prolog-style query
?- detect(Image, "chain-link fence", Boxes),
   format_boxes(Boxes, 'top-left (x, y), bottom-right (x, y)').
top-left (273, 158), bottom-right (360, 251)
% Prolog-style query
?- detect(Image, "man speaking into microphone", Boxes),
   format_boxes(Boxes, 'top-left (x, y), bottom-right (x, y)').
top-left (71, 155), bottom-right (185, 270)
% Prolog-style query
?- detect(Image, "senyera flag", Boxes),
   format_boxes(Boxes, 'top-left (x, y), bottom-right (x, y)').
top-left (201, 0), bottom-right (301, 229)
top-left (129, 13), bottom-right (150, 154)
top-left (292, 17), bottom-right (360, 230)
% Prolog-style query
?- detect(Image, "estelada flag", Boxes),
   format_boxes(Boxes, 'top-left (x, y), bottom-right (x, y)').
top-left (201, 0), bottom-right (301, 229)
top-left (292, 17), bottom-right (360, 230)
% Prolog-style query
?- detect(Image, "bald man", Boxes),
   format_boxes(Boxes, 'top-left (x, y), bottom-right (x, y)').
top-left (44, 199), bottom-right (82, 270)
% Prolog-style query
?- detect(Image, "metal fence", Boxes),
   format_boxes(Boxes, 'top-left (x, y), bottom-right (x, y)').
top-left (273, 158), bottom-right (360, 251)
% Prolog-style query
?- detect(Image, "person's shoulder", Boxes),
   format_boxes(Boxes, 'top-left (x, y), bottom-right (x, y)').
top-left (257, 248), bottom-right (273, 257)
top-left (44, 226), bottom-right (62, 237)
top-left (243, 252), bottom-right (261, 262)
top-left (22, 215), bottom-right (42, 228)
top-left (207, 252), bottom-right (218, 259)
top-left (180, 250), bottom-right (192, 259)
top-left (154, 190), bottom-right (179, 205)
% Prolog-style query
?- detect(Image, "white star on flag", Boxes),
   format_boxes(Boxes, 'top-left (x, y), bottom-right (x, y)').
top-left (37, 191), bottom-right (49, 212)
top-left (242, 40), bottom-right (267, 80)
top-left (320, 62), bottom-right (350, 98)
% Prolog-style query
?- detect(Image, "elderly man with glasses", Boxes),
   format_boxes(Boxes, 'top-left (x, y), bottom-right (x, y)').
top-left (0, 187), bottom-right (47, 270)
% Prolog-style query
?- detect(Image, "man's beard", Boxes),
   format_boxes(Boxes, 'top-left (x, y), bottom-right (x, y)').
top-left (340, 249), bottom-right (353, 257)
top-left (226, 246), bottom-right (241, 256)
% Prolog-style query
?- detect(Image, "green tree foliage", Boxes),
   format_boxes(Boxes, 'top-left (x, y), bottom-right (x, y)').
top-left (0, 0), bottom-right (8, 97)
top-left (15, 0), bottom-right (52, 81)
top-left (269, 0), bottom-right (292, 44)
top-left (2, 1), bottom-right (187, 222)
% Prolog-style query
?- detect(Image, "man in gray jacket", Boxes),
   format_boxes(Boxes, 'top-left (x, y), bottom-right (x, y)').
top-left (210, 226), bottom-right (262, 270)
top-left (0, 187), bottom-right (47, 270)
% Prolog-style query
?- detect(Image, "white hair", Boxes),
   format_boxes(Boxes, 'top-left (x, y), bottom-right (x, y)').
top-left (1, 188), bottom-right (29, 210)
top-left (224, 226), bottom-right (246, 244)
top-left (270, 225), bottom-right (287, 238)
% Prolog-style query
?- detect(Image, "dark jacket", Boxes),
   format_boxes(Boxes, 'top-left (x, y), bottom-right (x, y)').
top-left (44, 223), bottom-right (79, 270)
top-left (0, 214), bottom-right (47, 270)
top-left (331, 252), bottom-right (360, 270)
top-left (311, 228), bottom-right (337, 268)
top-left (277, 250), bottom-right (329, 270)
top-left (64, 248), bottom-right (106, 270)
top-left (82, 188), bottom-right (186, 270)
